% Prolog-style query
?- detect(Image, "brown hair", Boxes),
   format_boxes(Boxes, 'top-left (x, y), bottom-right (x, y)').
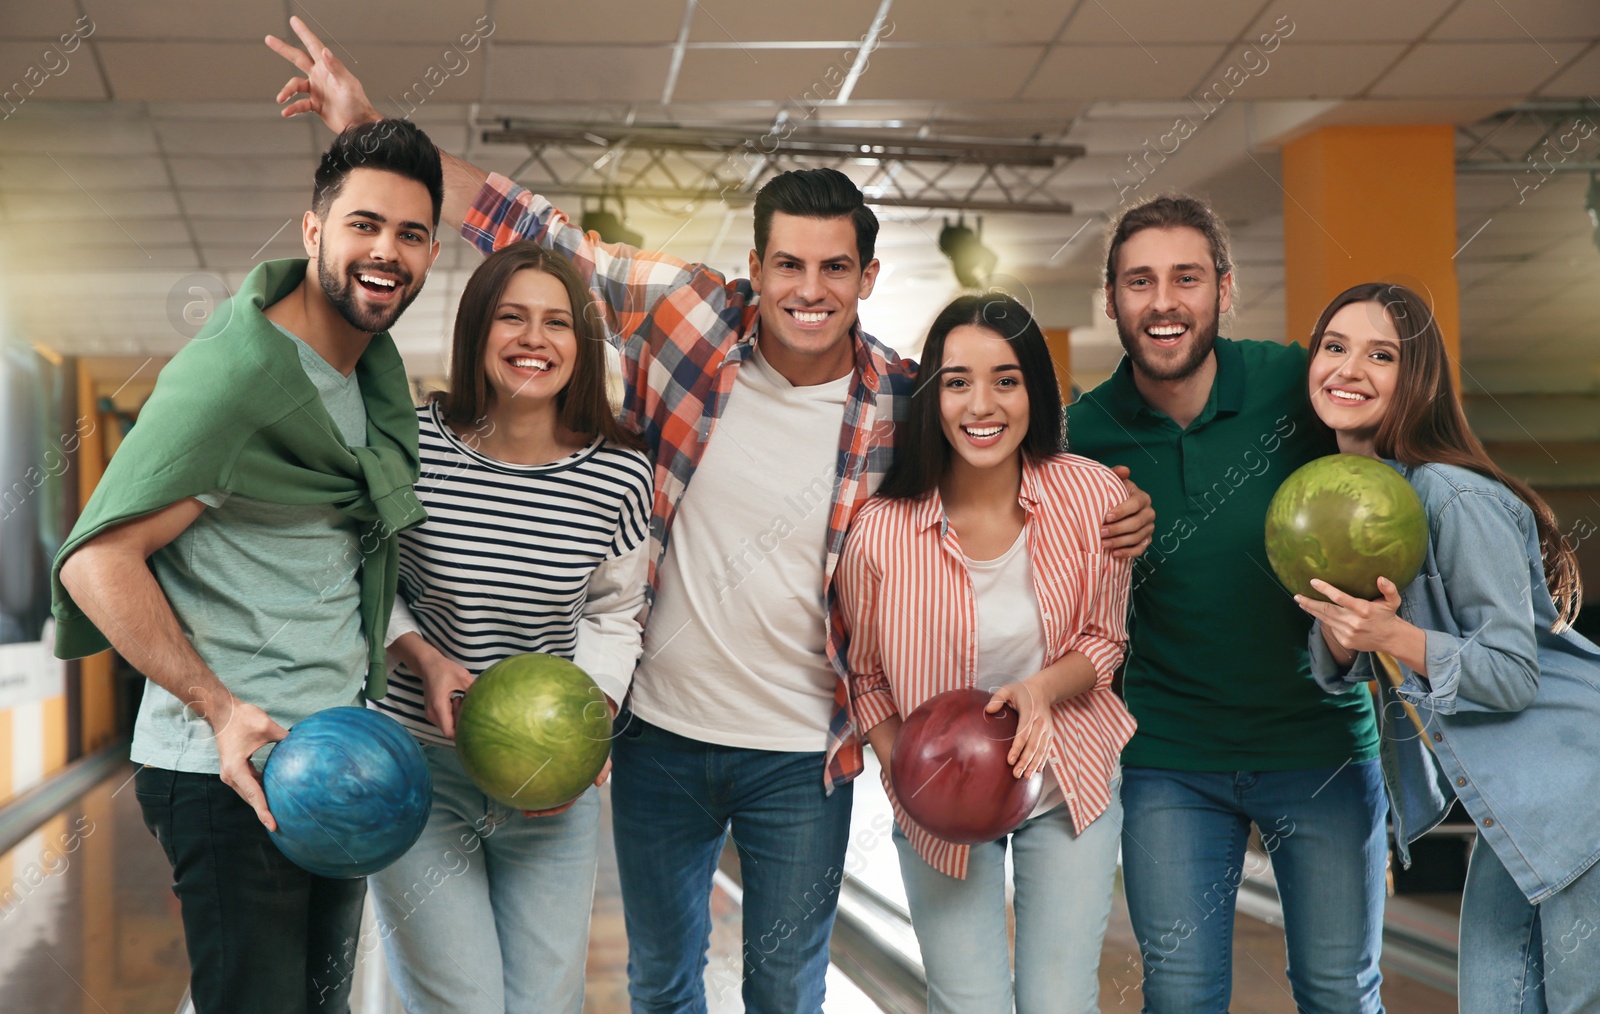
top-left (1309, 282), bottom-right (1580, 629)
top-left (1103, 193), bottom-right (1233, 287)
top-left (437, 241), bottom-right (643, 452)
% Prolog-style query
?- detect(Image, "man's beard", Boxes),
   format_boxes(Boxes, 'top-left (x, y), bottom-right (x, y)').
top-left (317, 249), bottom-right (420, 335)
top-left (1113, 293), bottom-right (1221, 382)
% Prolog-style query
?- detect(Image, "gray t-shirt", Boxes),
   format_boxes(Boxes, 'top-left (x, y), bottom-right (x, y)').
top-left (130, 326), bottom-right (372, 774)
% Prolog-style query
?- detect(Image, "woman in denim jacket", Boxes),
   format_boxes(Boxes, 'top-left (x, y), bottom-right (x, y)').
top-left (1292, 282), bottom-right (1600, 1013)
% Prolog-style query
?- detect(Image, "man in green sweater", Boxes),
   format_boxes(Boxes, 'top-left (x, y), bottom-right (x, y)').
top-left (52, 121), bottom-right (439, 1013)
top-left (1067, 196), bottom-right (1385, 1013)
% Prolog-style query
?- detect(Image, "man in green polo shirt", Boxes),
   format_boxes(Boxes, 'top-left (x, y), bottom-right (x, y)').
top-left (53, 121), bottom-right (440, 1013)
top-left (1067, 195), bottom-right (1384, 1013)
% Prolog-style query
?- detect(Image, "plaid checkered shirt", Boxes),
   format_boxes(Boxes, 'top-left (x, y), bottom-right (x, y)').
top-left (462, 173), bottom-right (918, 791)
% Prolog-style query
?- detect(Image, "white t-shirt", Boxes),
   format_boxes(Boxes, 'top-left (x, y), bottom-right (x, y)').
top-left (966, 525), bottom-right (1064, 817)
top-left (630, 346), bottom-right (849, 750)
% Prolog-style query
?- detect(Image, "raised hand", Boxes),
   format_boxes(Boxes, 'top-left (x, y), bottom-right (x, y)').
top-left (266, 15), bottom-right (380, 133)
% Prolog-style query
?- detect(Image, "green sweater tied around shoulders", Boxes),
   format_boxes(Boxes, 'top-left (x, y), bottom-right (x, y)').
top-left (50, 257), bottom-right (426, 698)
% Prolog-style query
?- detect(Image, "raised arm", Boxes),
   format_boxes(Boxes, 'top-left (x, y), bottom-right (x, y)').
top-left (58, 499), bottom-right (288, 827)
top-left (266, 16), bottom-right (710, 342)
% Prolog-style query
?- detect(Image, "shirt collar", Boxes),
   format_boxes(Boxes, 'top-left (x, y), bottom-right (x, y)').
top-left (740, 314), bottom-right (882, 392)
top-left (1103, 336), bottom-right (1245, 424)
top-left (909, 459), bottom-right (1044, 534)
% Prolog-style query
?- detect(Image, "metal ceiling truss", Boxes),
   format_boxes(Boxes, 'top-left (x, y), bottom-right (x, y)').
top-left (481, 121), bottom-right (1086, 215)
top-left (1455, 101), bottom-right (1600, 176)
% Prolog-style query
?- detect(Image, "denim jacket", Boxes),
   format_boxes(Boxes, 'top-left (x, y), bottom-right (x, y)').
top-left (1310, 461), bottom-right (1600, 905)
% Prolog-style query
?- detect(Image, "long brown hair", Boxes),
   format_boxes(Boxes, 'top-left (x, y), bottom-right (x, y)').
top-left (1308, 282), bottom-right (1580, 629)
top-left (437, 241), bottom-right (642, 452)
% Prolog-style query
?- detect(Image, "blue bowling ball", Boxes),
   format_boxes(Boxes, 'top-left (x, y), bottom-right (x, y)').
top-left (263, 706), bottom-right (431, 878)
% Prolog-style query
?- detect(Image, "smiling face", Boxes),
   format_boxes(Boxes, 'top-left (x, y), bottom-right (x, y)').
top-left (749, 211), bottom-right (879, 385)
top-left (481, 268), bottom-right (579, 409)
top-left (1106, 225), bottom-right (1231, 382)
top-left (938, 324), bottom-right (1030, 473)
top-left (1308, 300), bottom-right (1402, 454)
top-left (307, 167), bottom-right (439, 334)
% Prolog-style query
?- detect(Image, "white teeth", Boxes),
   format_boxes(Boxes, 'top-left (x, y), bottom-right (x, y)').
top-left (791, 310), bottom-right (828, 324)
top-left (1148, 324), bottom-right (1185, 337)
top-left (965, 425), bottom-right (1003, 438)
top-left (358, 273), bottom-right (397, 289)
top-left (509, 357), bottom-right (550, 371)
top-left (1329, 389), bottom-right (1369, 402)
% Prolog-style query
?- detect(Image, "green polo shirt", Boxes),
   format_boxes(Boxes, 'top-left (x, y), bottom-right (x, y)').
top-left (1067, 338), bottom-right (1377, 771)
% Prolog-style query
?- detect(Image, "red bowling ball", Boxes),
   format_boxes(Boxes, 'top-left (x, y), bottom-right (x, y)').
top-left (888, 688), bottom-right (1044, 845)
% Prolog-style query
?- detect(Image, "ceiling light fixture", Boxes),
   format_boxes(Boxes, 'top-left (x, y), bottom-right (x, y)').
top-left (938, 216), bottom-right (997, 288)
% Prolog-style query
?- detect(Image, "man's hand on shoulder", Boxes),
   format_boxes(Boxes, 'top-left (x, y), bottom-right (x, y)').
top-left (267, 16), bottom-right (380, 134)
top-left (1103, 464), bottom-right (1155, 559)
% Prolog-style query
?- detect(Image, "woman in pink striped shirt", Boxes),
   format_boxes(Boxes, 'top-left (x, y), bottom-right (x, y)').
top-left (837, 292), bottom-right (1135, 1014)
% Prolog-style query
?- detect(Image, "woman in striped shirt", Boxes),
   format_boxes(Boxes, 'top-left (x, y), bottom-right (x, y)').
top-left (837, 292), bottom-right (1134, 1014)
top-left (367, 241), bottom-right (652, 1013)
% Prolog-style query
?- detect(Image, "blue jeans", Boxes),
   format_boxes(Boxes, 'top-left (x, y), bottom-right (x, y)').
top-left (1120, 763), bottom-right (1387, 1013)
top-left (609, 712), bottom-right (854, 1014)
top-left (894, 782), bottom-right (1123, 1014)
top-left (368, 744), bottom-right (600, 1014)
top-left (1459, 834), bottom-right (1600, 1013)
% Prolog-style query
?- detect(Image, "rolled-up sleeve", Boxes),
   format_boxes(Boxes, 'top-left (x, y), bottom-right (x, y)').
top-left (1404, 490), bottom-right (1541, 715)
top-left (837, 527), bottom-right (899, 733)
top-left (1068, 552), bottom-right (1131, 689)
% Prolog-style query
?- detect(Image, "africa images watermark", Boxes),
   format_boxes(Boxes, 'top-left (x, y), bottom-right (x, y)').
top-left (1109, 14), bottom-right (1296, 206)
top-left (0, 15), bottom-right (95, 120)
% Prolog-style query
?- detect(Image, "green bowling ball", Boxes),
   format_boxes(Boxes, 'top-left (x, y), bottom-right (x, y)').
top-left (455, 653), bottom-right (612, 811)
top-left (1264, 453), bottom-right (1428, 601)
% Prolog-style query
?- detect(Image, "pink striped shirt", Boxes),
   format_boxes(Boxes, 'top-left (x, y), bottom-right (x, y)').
top-left (836, 453), bottom-right (1135, 878)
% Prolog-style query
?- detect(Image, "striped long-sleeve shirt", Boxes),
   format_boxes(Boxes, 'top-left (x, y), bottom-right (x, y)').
top-left (373, 402), bottom-right (653, 745)
top-left (836, 454), bottom-right (1136, 878)
top-left (462, 173), bottom-right (917, 789)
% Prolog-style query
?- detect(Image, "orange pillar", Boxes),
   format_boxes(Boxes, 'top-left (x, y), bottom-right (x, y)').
top-left (75, 361), bottom-right (118, 753)
top-left (1043, 327), bottom-right (1073, 401)
top-left (1280, 125), bottom-right (1460, 369)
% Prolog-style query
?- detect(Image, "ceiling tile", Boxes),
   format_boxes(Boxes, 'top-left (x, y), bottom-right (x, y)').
top-left (671, 48), bottom-right (855, 103)
top-left (271, 2), bottom-right (491, 46)
top-left (154, 117), bottom-right (319, 157)
top-left (98, 42), bottom-right (307, 101)
top-left (181, 188), bottom-right (307, 219)
top-left (487, 45), bottom-right (672, 103)
top-left (1218, 43), bottom-right (1405, 100)
top-left (492, 3), bottom-right (685, 44)
top-left (0, 113), bottom-right (157, 154)
top-left (1431, 0), bottom-right (1600, 41)
top-left (1370, 41), bottom-right (1584, 97)
top-left (1023, 45), bottom-right (1228, 101)
top-left (0, 0), bottom-right (86, 40)
top-left (3, 188), bottom-right (182, 220)
top-left (0, 154), bottom-right (171, 191)
top-left (882, 0), bottom-right (1069, 43)
top-left (1537, 44), bottom-right (1600, 95)
top-left (0, 42), bottom-right (110, 101)
top-left (78, 0), bottom-right (282, 39)
top-left (168, 155), bottom-right (311, 191)
top-left (1247, 0), bottom-right (1457, 43)
top-left (689, 0), bottom-right (877, 43)
top-left (1061, 0), bottom-right (1263, 45)
top-left (852, 46), bottom-right (1045, 102)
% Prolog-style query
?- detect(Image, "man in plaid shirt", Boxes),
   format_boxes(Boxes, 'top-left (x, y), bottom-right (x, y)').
top-left (271, 21), bottom-right (1152, 1013)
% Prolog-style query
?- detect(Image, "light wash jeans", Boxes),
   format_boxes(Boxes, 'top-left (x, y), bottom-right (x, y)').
top-left (1459, 834), bottom-right (1600, 1013)
top-left (1119, 762), bottom-right (1387, 1014)
top-left (893, 780), bottom-right (1124, 1014)
top-left (368, 743), bottom-right (600, 1014)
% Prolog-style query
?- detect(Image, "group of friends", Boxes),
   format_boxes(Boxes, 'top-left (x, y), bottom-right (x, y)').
top-left (45, 17), bottom-right (1600, 1014)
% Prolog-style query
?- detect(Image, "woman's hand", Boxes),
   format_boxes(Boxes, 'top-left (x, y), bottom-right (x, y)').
top-left (416, 656), bottom-right (474, 741)
top-left (987, 679), bottom-right (1055, 780)
top-left (1296, 577), bottom-right (1409, 655)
